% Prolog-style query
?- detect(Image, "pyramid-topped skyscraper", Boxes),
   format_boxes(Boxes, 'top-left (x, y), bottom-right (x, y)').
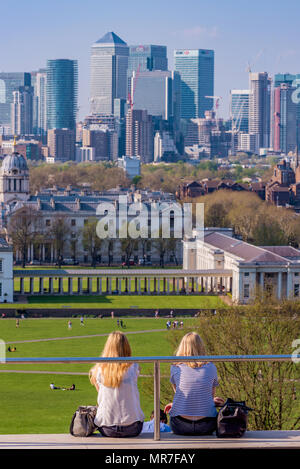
top-left (90, 32), bottom-right (129, 115)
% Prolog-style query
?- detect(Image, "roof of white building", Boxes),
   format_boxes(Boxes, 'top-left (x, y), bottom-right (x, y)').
top-left (203, 232), bottom-right (300, 265)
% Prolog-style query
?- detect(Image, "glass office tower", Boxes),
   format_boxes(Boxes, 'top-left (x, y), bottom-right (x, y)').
top-left (131, 70), bottom-right (180, 122)
top-left (46, 59), bottom-right (78, 130)
top-left (0, 73), bottom-right (31, 134)
top-left (174, 49), bottom-right (214, 119)
top-left (249, 72), bottom-right (271, 150)
top-left (31, 69), bottom-right (47, 136)
top-left (90, 32), bottom-right (129, 115)
top-left (230, 90), bottom-right (249, 133)
top-left (127, 45), bottom-right (168, 93)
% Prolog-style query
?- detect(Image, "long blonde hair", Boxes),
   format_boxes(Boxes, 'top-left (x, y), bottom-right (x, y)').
top-left (175, 332), bottom-right (207, 368)
top-left (89, 331), bottom-right (132, 388)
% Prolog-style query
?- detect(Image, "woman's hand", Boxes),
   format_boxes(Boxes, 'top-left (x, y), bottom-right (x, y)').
top-left (164, 403), bottom-right (173, 414)
top-left (214, 397), bottom-right (225, 407)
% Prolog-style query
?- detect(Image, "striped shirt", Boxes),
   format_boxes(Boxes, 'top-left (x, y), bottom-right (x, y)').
top-left (169, 362), bottom-right (219, 418)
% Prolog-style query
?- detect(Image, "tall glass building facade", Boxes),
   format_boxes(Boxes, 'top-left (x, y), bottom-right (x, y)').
top-left (131, 70), bottom-right (180, 122)
top-left (174, 49), bottom-right (214, 119)
top-left (230, 90), bottom-right (249, 133)
top-left (127, 45), bottom-right (168, 93)
top-left (274, 73), bottom-right (300, 152)
top-left (249, 72), bottom-right (271, 150)
top-left (90, 32), bottom-right (129, 115)
top-left (46, 59), bottom-right (78, 130)
top-left (31, 69), bottom-right (47, 136)
top-left (0, 73), bottom-right (31, 134)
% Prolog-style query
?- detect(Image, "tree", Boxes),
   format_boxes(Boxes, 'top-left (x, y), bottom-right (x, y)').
top-left (165, 296), bottom-right (300, 430)
top-left (49, 216), bottom-right (71, 268)
top-left (7, 206), bottom-right (42, 268)
top-left (120, 237), bottom-right (136, 267)
top-left (103, 238), bottom-right (114, 267)
top-left (82, 218), bottom-right (103, 267)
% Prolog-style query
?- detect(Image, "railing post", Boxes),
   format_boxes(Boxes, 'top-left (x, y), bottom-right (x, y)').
top-left (154, 360), bottom-right (161, 441)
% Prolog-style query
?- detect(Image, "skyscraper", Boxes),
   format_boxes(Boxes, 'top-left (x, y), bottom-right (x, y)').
top-left (0, 73), bottom-right (31, 134)
top-left (11, 86), bottom-right (34, 136)
top-left (127, 45), bottom-right (168, 94)
top-left (31, 69), bottom-right (47, 136)
top-left (249, 72), bottom-right (271, 150)
top-left (273, 83), bottom-right (297, 154)
top-left (46, 59), bottom-right (78, 131)
top-left (230, 90), bottom-right (249, 133)
top-left (90, 32), bottom-right (129, 115)
top-left (126, 109), bottom-right (154, 163)
top-left (274, 73), bottom-right (300, 153)
top-left (128, 45), bottom-right (168, 75)
top-left (174, 49), bottom-right (214, 119)
top-left (130, 70), bottom-right (180, 124)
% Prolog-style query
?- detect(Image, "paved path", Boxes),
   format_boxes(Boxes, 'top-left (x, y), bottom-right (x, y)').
top-left (1, 431), bottom-right (300, 449)
top-left (6, 328), bottom-right (167, 344)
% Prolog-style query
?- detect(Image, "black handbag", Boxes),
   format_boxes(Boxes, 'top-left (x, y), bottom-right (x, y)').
top-left (70, 405), bottom-right (98, 437)
top-left (216, 398), bottom-right (252, 438)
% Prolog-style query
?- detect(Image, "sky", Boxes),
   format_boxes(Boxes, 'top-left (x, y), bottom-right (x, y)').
top-left (1, 0), bottom-right (300, 120)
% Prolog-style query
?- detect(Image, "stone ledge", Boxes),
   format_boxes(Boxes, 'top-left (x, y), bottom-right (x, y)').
top-left (0, 431), bottom-right (300, 449)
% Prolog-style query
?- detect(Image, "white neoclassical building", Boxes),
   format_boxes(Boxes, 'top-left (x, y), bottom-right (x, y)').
top-left (183, 228), bottom-right (300, 304)
top-left (0, 150), bottom-right (183, 266)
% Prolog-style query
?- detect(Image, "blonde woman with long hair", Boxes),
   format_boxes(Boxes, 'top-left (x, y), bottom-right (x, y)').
top-left (89, 331), bottom-right (144, 437)
top-left (164, 332), bottom-right (224, 435)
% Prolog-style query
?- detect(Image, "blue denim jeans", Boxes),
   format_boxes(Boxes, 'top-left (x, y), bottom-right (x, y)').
top-left (97, 420), bottom-right (143, 438)
top-left (170, 415), bottom-right (217, 436)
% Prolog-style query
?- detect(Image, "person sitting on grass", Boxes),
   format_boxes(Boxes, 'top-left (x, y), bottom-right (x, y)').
top-left (142, 409), bottom-right (171, 433)
top-left (89, 331), bottom-right (144, 438)
top-left (8, 346), bottom-right (17, 352)
top-left (164, 332), bottom-right (225, 436)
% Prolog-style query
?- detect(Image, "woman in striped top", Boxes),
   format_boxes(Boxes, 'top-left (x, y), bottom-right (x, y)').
top-left (164, 332), bottom-right (225, 435)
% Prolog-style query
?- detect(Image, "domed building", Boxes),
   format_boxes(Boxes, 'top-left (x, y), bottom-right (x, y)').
top-left (0, 149), bottom-right (30, 206)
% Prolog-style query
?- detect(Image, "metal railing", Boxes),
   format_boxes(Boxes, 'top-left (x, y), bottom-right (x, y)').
top-left (4, 354), bottom-right (299, 441)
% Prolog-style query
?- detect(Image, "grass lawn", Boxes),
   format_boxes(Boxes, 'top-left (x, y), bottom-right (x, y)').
top-left (4, 294), bottom-right (226, 310)
top-left (0, 317), bottom-right (192, 434)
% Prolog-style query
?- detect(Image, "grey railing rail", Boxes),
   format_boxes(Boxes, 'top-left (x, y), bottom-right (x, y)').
top-left (3, 354), bottom-right (299, 441)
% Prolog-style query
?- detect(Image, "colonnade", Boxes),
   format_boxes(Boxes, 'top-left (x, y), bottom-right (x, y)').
top-left (14, 271), bottom-right (233, 296)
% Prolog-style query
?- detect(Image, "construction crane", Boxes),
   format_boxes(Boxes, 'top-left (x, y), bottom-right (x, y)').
top-left (205, 95), bottom-right (222, 118)
top-left (128, 63), bottom-right (141, 111)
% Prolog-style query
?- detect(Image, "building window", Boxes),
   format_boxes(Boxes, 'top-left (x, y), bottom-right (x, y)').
top-left (244, 272), bottom-right (249, 277)
top-left (45, 219), bottom-right (51, 227)
top-left (71, 219), bottom-right (76, 226)
top-left (0, 282), bottom-right (2, 296)
top-left (295, 273), bottom-right (299, 277)
top-left (244, 284), bottom-right (250, 298)
top-left (0, 259), bottom-right (2, 272)
top-left (84, 219), bottom-right (88, 225)
top-left (294, 284), bottom-right (299, 297)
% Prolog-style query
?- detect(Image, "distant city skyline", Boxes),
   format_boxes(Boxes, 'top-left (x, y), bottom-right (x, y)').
top-left (1, 0), bottom-right (300, 120)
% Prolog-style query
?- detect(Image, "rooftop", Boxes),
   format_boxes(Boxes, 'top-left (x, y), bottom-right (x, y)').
top-left (93, 31), bottom-right (127, 46)
top-left (203, 232), bottom-right (300, 265)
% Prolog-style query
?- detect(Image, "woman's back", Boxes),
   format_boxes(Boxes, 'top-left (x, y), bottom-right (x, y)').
top-left (94, 362), bottom-right (144, 427)
top-left (169, 362), bottom-right (219, 418)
